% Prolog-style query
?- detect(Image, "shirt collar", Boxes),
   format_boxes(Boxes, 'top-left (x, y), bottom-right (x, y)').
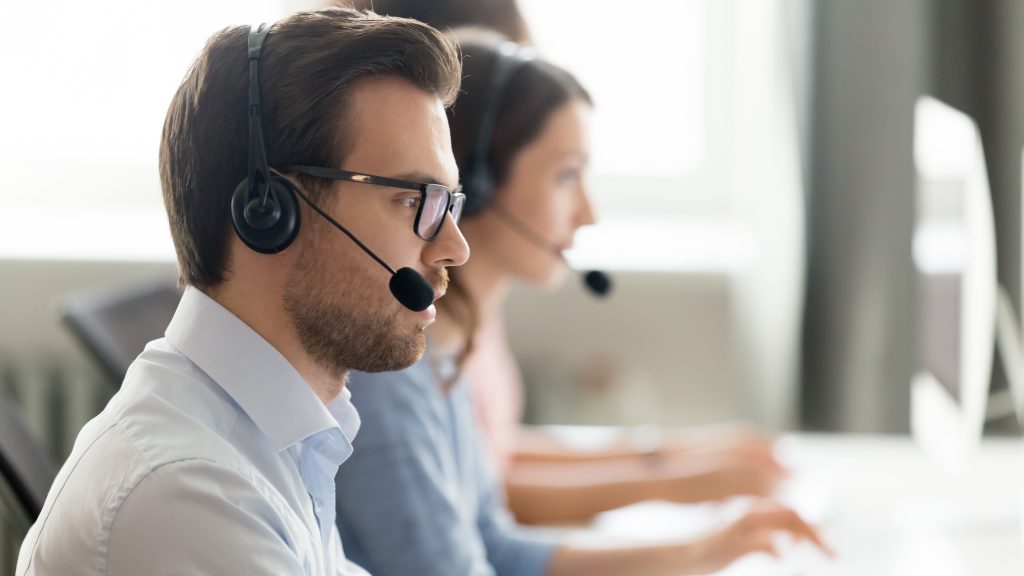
top-left (165, 286), bottom-right (360, 453)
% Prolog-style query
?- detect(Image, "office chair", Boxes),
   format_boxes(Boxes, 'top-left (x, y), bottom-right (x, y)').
top-left (61, 278), bottom-right (183, 383)
top-left (0, 393), bottom-right (55, 521)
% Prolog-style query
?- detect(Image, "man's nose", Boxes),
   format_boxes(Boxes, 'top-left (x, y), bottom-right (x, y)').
top-left (424, 211), bottom-right (470, 268)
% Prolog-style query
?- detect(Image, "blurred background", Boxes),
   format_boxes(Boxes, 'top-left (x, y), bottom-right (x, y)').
top-left (1, 0), bottom-right (1024, 505)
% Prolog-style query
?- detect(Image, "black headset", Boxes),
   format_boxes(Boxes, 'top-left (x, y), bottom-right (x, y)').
top-left (230, 23), bottom-right (302, 254)
top-left (461, 42), bottom-right (535, 218)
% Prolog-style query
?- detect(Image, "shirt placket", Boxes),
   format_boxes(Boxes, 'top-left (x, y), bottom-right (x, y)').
top-left (299, 432), bottom-right (345, 553)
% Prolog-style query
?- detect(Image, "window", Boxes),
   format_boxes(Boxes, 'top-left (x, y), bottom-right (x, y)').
top-left (518, 1), bottom-right (755, 272)
top-left (519, 0), bottom-right (734, 218)
top-left (0, 0), bottom-right (802, 272)
top-left (0, 1), bottom-right (320, 261)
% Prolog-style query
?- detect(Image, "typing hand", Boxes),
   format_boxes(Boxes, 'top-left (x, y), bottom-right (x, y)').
top-left (682, 452), bottom-right (788, 502)
top-left (683, 499), bottom-right (835, 574)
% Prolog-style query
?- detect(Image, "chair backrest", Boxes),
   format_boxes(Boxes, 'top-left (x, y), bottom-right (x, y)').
top-left (62, 279), bottom-right (183, 382)
top-left (0, 393), bottom-right (55, 521)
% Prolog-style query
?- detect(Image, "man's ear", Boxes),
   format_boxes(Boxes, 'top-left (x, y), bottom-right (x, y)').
top-left (268, 167), bottom-right (305, 194)
top-left (268, 168), bottom-right (323, 239)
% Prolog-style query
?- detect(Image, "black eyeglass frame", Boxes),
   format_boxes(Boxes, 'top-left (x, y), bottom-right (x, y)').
top-left (283, 164), bottom-right (465, 242)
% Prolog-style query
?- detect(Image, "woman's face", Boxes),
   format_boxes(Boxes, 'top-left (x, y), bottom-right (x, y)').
top-left (462, 99), bottom-right (595, 290)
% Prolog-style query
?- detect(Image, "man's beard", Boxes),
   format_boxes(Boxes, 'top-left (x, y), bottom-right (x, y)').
top-left (283, 239), bottom-right (441, 379)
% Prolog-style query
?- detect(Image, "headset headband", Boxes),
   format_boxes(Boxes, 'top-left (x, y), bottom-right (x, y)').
top-left (463, 41), bottom-right (535, 213)
top-left (246, 23), bottom-right (273, 202)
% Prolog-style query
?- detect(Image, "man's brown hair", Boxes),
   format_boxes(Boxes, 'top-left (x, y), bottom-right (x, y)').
top-left (343, 0), bottom-right (532, 45)
top-left (159, 7), bottom-right (461, 289)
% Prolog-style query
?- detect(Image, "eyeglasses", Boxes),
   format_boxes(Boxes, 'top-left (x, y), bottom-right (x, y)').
top-left (283, 165), bottom-right (466, 242)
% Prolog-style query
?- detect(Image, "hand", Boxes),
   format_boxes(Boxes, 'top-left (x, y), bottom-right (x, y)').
top-left (667, 453), bottom-right (788, 502)
top-left (652, 423), bottom-right (786, 501)
top-left (665, 422), bottom-right (778, 462)
top-left (684, 499), bottom-right (835, 574)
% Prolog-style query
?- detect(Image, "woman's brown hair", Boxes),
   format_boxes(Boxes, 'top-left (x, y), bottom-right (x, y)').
top-left (440, 27), bottom-right (592, 365)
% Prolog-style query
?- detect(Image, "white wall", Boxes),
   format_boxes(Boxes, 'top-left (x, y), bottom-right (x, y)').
top-left (0, 258), bottom-right (757, 437)
top-left (506, 270), bottom-right (745, 428)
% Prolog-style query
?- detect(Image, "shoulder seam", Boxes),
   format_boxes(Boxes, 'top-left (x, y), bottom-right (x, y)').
top-left (20, 421), bottom-right (118, 575)
top-left (99, 456), bottom-right (265, 573)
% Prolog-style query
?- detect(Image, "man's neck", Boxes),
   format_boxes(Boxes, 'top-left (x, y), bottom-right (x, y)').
top-left (306, 369), bottom-right (349, 406)
top-left (431, 248), bottom-right (509, 355)
top-left (204, 284), bottom-right (349, 406)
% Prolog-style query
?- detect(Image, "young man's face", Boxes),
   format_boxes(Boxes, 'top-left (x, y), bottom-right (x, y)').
top-left (284, 76), bottom-right (469, 377)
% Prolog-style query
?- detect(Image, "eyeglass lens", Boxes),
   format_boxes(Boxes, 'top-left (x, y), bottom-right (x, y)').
top-left (418, 185), bottom-right (449, 240)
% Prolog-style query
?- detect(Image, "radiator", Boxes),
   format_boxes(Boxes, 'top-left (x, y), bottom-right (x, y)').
top-left (1, 350), bottom-right (114, 462)
top-left (0, 349), bottom-right (115, 574)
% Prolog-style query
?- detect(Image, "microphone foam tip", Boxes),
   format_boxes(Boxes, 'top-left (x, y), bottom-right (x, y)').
top-left (390, 267), bottom-right (435, 312)
top-left (583, 270), bottom-right (612, 297)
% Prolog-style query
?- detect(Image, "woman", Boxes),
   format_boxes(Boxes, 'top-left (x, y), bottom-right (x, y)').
top-left (334, 29), bottom-right (829, 576)
top-left (341, 0), bottom-right (788, 526)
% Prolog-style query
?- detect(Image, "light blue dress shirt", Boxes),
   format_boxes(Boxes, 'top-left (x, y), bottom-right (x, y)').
top-left (17, 286), bottom-right (370, 576)
top-left (335, 354), bottom-right (558, 576)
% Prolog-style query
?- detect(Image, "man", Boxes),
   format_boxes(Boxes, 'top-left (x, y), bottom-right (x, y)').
top-left (17, 7), bottom-right (468, 575)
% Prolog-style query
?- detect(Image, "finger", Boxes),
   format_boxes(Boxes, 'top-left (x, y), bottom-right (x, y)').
top-left (797, 527), bottom-right (837, 558)
top-left (708, 525), bottom-right (779, 569)
top-left (745, 445), bottom-right (789, 474)
top-left (767, 508), bottom-right (836, 558)
top-left (735, 470), bottom-right (784, 497)
top-left (738, 503), bottom-right (808, 534)
top-left (758, 456), bottom-right (790, 477)
top-left (735, 507), bottom-right (837, 560)
top-left (715, 442), bottom-right (788, 475)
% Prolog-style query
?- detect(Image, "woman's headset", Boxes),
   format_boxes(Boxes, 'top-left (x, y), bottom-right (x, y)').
top-left (460, 42), bottom-right (535, 218)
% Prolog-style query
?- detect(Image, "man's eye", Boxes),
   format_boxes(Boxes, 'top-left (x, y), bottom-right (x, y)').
top-left (399, 197), bottom-right (421, 209)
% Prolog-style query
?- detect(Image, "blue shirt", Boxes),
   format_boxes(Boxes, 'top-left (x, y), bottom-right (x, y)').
top-left (17, 286), bottom-right (369, 576)
top-left (335, 354), bottom-right (558, 576)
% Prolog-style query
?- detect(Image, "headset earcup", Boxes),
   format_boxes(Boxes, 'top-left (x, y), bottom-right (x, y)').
top-left (461, 165), bottom-right (494, 218)
top-left (230, 176), bottom-right (301, 254)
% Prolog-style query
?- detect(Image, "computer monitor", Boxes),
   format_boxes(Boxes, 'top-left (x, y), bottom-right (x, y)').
top-left (1001, 148), bottom-right (1024, 424)
top-left (911, 96), bottom-right (998, 472)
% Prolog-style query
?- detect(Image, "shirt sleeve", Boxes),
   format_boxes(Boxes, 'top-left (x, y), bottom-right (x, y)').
top-left (473, 424), bottom-right (559, 576)
top-left (335, 367), bottom-right (558, 576)
top-left (106, 459), bottom-right (321, 575)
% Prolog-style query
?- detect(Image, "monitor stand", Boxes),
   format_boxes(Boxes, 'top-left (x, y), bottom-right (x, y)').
top-left (993, 285), bottom-right (1024, 551)
top-left (911, 284), bottom-right (1024, 472)
top-left (994, 285), bottom-right (1024, 427)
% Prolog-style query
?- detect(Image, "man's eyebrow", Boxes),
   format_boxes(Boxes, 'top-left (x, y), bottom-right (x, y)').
top-left (389, 170), bottom-right (457, 189)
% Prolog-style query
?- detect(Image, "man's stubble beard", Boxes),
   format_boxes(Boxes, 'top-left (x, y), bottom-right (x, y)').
top-left (283, 238), bottom-right (428, 379)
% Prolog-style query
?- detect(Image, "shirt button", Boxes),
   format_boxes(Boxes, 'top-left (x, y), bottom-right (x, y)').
top-left (315, 500), bottom-right (323, 514)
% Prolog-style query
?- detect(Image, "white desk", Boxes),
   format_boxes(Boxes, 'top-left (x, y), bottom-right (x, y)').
top-left (566, 433), bottom-right (1024, 576)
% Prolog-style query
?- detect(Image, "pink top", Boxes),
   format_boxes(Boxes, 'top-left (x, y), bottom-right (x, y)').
top-left (464, 311), bottom-right (524, 476)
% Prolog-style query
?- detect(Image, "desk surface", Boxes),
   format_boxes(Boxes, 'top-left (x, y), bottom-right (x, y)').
top-left (568, 432), bottom-right (1024, 576)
